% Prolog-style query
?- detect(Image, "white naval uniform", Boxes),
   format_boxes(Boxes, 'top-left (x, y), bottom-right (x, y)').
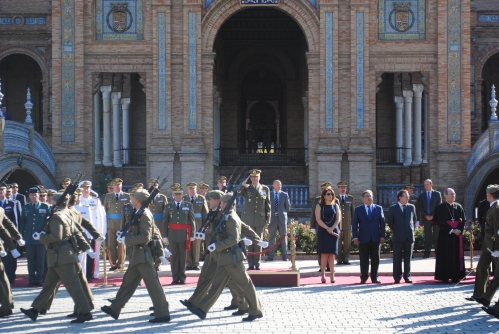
top-left (78, 196), bottom-right (107, 278)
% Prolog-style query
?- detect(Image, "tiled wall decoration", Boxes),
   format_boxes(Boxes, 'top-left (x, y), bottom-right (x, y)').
top-left (158, 13), bottom-right (167, 130)
top-left (378, 0), bottom-right (425, 40)
top-left (325, 12), bottom-right (333, 129)
top-left (96, 0), bottom-right (144, 41)
top-left (61, 0), bottom-right (75, 142)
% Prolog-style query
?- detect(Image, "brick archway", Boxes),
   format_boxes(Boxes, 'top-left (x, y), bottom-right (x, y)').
top-left (202, 0), bottom-right (319, 53)
top-left (475, 45), bottom-right (499, 81)
top-left (0, 46), bottom-right (49, 82)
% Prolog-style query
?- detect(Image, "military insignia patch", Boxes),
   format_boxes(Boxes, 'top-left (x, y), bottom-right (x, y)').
top-left (106, 3), bottom-right (133, 33)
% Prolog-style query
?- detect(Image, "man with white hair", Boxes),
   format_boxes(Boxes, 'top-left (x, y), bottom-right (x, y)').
top-left (77, 180), bottom-right (106, 280)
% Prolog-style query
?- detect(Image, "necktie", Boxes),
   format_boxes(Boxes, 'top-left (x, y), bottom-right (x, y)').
top-left (341, 196), bottom-right (345, 204)
top-left (191, 197), bottom-right (194, 203)
top-left (115, 194), bottom-right (119, 202)
top-left (427, 192), bottom-right (431, 215)
top-left (275, 193), bottom-right (279, 213)
top-left (368, 205), bottom-right (372, 219)
top-left (177, 203), bottom-right (180, 210)
top-left (402, 204), bottom-right (406, 214)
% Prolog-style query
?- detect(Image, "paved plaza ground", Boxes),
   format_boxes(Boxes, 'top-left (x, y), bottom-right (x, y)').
top-left (1, 255), bottom-right (499, 333)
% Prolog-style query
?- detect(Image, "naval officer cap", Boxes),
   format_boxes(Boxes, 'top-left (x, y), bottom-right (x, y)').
top-left (216, 176), bottom-right (227, 183)
top-left (186, 182), bottom-right (197, 188)
top-left (206, 190), bottom-right (224, 200)
top-left (29, 186), bottom-right (40, 193)
top-left (320, 182), bottom-right (332, 190)
top-left (170, 183), bottom-right (181, 189)
top-left (249, 169), bottom-right (261, 177)
top-left (221, 192), bottom-right (233, 202)
top-left (337, 181), bottom-right (348, 187)
top-left (132, 188), bottom-right (150, 201)
top-left (79, 180), bottom-right (92, 188)
top-left (172, 187), bottom-right (184, 194)
top-left (199, 182), bottom-right (210, 189)
top-left (148, 178), bottom-right (159, 185)
top-left (486, 184), bottom-right (499, 194)
top-left (112, 178), bottom-right (123, 184)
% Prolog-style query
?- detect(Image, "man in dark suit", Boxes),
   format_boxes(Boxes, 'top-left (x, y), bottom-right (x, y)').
top-left (352, 189), bottom-right (386, 284)
top-left (387, 190), bottom-right (416, 283)
top-left (10, 183), bottom-right (26, 209)
top-left (477, 197), bottom-right (491, 242)
top-left (418, 179), bottom-right (442, 258)
top-left (265, 180), bottom-right (291, 261)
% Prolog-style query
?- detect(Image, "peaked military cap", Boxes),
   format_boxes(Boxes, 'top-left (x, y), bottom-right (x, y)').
top-left (148, 178), bottom-right (159, 184)
top-left (186, 182), bottom-right (197, 188)
top-left (29, 186), bottom-right (40, 193)
top-left (249, 169), bottom-right (261, 177)
top-left (112, 178), bottom-right (123, 184)
top-left (62, 178), bottom-right (71, 184)
top-left (170, 183), bottom-right (181, 189)
top-left (172, 187), bottom-right (183, 194)
top-left (47, 189), bottom-right (57, 195)
top-left (199, 182), bottom-right (210, 189)
top-left (107, 182), bottom-right (113, 188)
top-left (404, 184), bottom-right (414, 189)
top-left (5, 187), bottom-right (11, 192)
top-left (216, 176), bottom-right (227, 183)
top-left (79, 180), bottom-right (92, 187)
top-left (40, 188), bottom-right (48, 195)
top-left (486, 184), bottom-right (499, 194)
top-left (133, 183), bottom-right (143, 188)
top-left (320, 182), bottom-right (332, 189)
top-left (337, 181), bottom-right (348, 187)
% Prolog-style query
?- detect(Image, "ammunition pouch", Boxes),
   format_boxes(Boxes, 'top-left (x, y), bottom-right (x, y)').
top-left (238, 239), bottom-right (248, 257)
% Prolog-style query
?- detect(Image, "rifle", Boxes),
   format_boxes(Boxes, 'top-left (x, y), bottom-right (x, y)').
top-left (118, 170), bottom-right (172, 235)
top-left (37, 171), bottom-right (85, 233)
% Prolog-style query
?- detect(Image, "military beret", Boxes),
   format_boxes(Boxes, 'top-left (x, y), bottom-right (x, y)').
top-left (52, 191), bottom-right (68, 202)
top-left (172, 187), bottom-right (184, 194)
top-left (133, 188), bottom-right (150, 201)
top-left (320, 182), bottom-right (332, 189)
top-left (62, 178), bottom-right (71, 184)
top-left (199, 182), bottom-right (210, 189)
top-left (404, 184), bottom-right (414, 189)
top-left (221, 192), bottom-right (233, 202)
top-left (486, 184), bottom-right (499, 194)
top-left (112, 178), bottom-right (123, 184)
top-left (249, 169), bottom-right (261, 177)
top-left (47, 189), bottom-right (57, 195)
top-left (133, 183), bottom-right (143, 189)
top-left (107, 182), bottom-right (113, 188)
top-left (186, 182), bottom-right (197, 188)
top-left (170, 183), bottom-right (181, 189)
top-left (216, 176), bottom-right (227, 183)
top-left (79, 180), bottom-right (92, 188)
top-left (206, 190), bottom-right (224, 200)
top-left (337, 181), bottom-right (348, 187)
top-left (29, 186), bottom-right (40, 193)
top-left (148, 178), bottom-right (159, 184)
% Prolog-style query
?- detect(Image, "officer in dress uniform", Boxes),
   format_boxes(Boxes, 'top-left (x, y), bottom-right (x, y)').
top-left (184, 182), bottom-right (209, 270)
top-left (103, 178), bottom-right (132, 271)
top-left (100, 182), bottom-right (114, 205)
top-left (21, 192), bottom-right (94, 323)
top-left (170, 183), bottom-right (181, 202)
top-left (336, 181), bottom-right (355, 265)
top-left (11, 183), bottom-right (26, 209)
top-left (148, 178), bottom-right (169, 238)
top-left (238, 169), bottom-right (270, 270)
top-left (19, 187), bottom-right (50, 286)
top-left (199, 182), bottom-right (210, 197)
top-left (165, 187), bottom-right (195, 284)
top-left (309, 182), bottom-right (334, 271)
top-left (217, 176), bottom-right (227, 192)
top-left (101, 188), bottom-right (171, 323)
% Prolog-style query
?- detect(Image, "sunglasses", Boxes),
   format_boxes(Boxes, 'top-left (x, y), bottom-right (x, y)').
top-left (12, 186), bottom-right (18, 188)
top-left (325, 193), bottom-right (333, 196)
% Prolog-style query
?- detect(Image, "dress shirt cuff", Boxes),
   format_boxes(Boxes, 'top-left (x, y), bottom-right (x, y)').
top-left (449, 229), bottom-right (454, 235)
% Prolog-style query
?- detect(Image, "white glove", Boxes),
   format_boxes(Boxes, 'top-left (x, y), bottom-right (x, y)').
top-left (11, 249), bottom-right (21, 258)
top-left (159, 256), bottom-right (169, 265)
top-left (117, 236), bottom-right (126, 245)
top-left (0, 251), bottom-right (6, 257)
top-left (86, 250), bottom-right (98, 259)
top-left (198, 233), bottom-right (205, 240)
top-left (194, 232), bottom-right (204, 240)
top-left (190, 237), bottom-right (195, 242)
top-left (116, 230), bottom-right (123, 238)
top-left (415, 221), bottom-right (420, 229)
top-left (164, 248), bottom-right (172, 257)
top-left (207, 243), bottom-right (216, 252)
top-left (242, 238), bottom-right (252, 246)
top-left (163, 237), bottom-right (169, 244)
top-left (96, 236), bottom-right (104, 242)
top-left (257, 241), bottom-right (269, 248)
top-left (311, 228), bottom-right (316, 234)
top-left (492, 250), bottom-right (499, 258)
top-left (17, 239), bottom-right (26, 246)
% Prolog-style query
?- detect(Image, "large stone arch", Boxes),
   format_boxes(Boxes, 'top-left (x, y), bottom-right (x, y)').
top-left (0, 46), bottom-right (49, 83)
top-left (0, 153), bottom-right (57, 190)
top-left (202, 0), bottom-right (320, 53)
top-left (475, 45), bottom-right (499, 81)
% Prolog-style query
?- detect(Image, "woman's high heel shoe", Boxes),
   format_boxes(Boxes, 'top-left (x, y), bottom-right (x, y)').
top-left (331, 277), bottom-right (335, 283)
top-left (321, 278), bottom-right (326, 284)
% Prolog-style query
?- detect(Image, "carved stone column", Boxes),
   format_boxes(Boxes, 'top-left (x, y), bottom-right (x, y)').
top-left (111, 92), bottom-right (122, 167)
top-left (394, 96), bottom-right (404, 163)
top-left (100, 85), bottom-right (112, 166)
top-left (402, 90), bottom-right (413, 166)
top-left (412, 84), bottom-right (424, 165)
top-left (121, 98), bottom-right (130, 165)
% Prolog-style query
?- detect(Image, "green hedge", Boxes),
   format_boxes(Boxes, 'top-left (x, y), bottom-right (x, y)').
top-left (264, 222), bottom-right (482, 255)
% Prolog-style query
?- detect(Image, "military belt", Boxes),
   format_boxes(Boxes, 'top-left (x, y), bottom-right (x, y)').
top-left (107, 214), bottom-right (122, 220)
top-left (153, 213), bottom-right (164, 220)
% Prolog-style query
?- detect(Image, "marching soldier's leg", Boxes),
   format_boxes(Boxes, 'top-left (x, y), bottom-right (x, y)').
top-left (225, 261), bottom-right (262, 316)
top-left (76, 262), bottom-right (94, 303)
top-left (31, 268), bottom-right (61, 311)
top-left (474, 252), bottom-right (492, 298)
top-left (0, 261), bottom-right (13, 316)
top-left (227, 279), bottom-right (248, 311)
top-left (40, 283), bottom-right (59, 312)
top-left (137, 263), bottom-right (169, 319)
top-left (56, 264), bottom-right (92, 315)
top-left (253, 225), bottom-right (264, 268)
top-left (170, 241), bottom-right (180, 282)
top-left (196, 267), bottom-right (231, 313)
top-left (110, 265), bottom-right (142, 315)
top-left (107, 228), bottom-right (119, 268)
top-left (227, 279), bottom-right (242, 309)
top-left (188, 253), bottom-right (218, 305)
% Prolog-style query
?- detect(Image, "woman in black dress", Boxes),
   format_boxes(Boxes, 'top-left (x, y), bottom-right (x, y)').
top-left (314, 188), bottom-right (341, 283)
top-left (433, 187), bottom-right (466, 283)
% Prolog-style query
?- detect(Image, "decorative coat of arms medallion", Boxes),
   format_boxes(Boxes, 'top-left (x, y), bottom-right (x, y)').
top-left (106, 3), bottom-right (133, 33)
top-left (389, 3), bottom-right (414, 32)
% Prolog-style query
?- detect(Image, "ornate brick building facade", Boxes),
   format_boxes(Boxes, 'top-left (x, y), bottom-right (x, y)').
top-left (0, 0), bottom-right (497, 214)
